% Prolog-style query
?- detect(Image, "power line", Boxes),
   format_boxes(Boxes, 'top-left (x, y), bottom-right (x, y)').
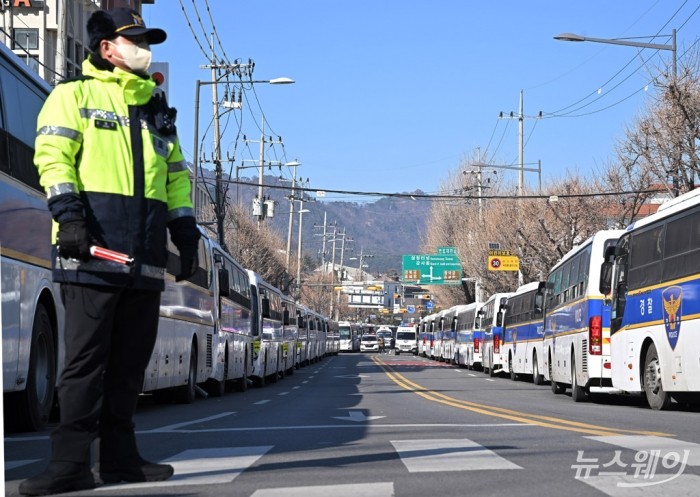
top-left (223, 177), bottom-right (665, 201)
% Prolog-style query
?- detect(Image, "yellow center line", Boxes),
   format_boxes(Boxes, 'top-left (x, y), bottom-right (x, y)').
top-left (372, 356), bottom-right (673, 438)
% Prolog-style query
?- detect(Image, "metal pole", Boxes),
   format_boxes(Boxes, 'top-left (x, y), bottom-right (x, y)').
top-left (321, 211), bottom-right (327, 272)
top-left (192, 80), bottom-right (201, 218)
top-left (296, 194), bottom-right (304, 287)
top-left (210, 37), bottom-right (225, 249)
top-left (258, 116), bottom-right (265, 223)
top-left (518, 89), bottom-right (524, 197)
top-left (285, 165), bottom-right (297, 271)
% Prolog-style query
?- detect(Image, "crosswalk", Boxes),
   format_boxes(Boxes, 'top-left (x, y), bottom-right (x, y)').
top-left (7, 435), bottom-right (700, 496)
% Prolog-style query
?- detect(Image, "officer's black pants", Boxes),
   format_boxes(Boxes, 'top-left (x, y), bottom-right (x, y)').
top-left (51, 284), bottom-right (161, 465)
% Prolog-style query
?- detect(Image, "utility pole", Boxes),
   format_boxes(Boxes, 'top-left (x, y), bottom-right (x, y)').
top-left (210, 36), bottom-right (225, 249)
top-left (285, 161), bottom-right (300, 272)
top-left (499, 90), bottom-right (542, 196)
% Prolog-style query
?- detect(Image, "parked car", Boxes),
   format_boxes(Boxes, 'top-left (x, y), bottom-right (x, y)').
top-left (360, 334), bottom-right (379, 352)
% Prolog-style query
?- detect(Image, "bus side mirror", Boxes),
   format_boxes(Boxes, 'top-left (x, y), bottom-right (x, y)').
top-left (599, 261), bottom-right (613, 296)
top-left (262, 297), bottom-right (271, 318)
top-left (218, 268), bottom-right (230, 297)
top-left (534, 292), bottom-right (544, 314)
top-left (496, 311), bottom-right (504, 327)
top-left (283, 308), bottom-right (290, 326)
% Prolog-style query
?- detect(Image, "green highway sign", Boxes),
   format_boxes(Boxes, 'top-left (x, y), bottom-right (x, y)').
top-left (401, 254), bottom-right (462, 285)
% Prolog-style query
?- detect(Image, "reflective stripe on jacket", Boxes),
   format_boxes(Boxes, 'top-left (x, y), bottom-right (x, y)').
top-left (35, 56), bottom-right (193, 290)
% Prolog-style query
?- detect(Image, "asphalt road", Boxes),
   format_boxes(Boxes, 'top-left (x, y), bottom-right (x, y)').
top-left (5, 352), bottom-right (700, 496)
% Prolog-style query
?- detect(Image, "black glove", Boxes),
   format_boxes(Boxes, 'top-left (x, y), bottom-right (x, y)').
top-left (168, 216), bottom-right (200, 282)
top-left (175, 245), bottom-right (198, 282)
top-left (57, 219), bottom-right (91, 261)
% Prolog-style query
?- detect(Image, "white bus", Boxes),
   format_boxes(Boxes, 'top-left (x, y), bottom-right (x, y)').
top-left (281, 294), bottom-right (300, 375)
top-left (247, 270), bottom-right (284, 387)
top-left (543, 229), bottom-right (624, 402)
top-left (453, 303), bottom-right (480, 367)
top-left (418, 312), bottom-right (438, 358)
top-left (438, 307), bottom-right (457, 363)
top-left (147, 232), bottom-right (252, 402)
top-left (501, 281), bottom-right (545, 384)
top-left (338, 321), bottom-right (361, 352)
top-left (480, 292), bottom-right (512, 376)
top-left (600, 189), bottom-right (700, 410)
top-left (1, 43), bottom-right (57, 432)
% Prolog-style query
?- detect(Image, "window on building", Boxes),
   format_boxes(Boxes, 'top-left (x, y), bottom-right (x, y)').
top-left (13, 29), bottom-right (39, 51)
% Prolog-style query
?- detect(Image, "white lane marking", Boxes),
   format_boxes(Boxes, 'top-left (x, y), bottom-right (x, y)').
top-left (302, 381), bottom-right (309, 384)
top-left (577, 474), bottom-right (700, 496)
top-left (254, 400), bottom-right (271, 405)
top-left (5, 459), bottom-right (41, 470)
top-left (147, 412), bottom-right (236, 433)
top-left (332, 411), bottom-right (386, 422)
top-left (392, 439), bottom-right (522, 472)
top-left (292, 386), bottom-right (300, 389)
top-left (468, 373), bottom-right (477, 377)
top-left (485, 379), bottom-right (495, 382)
top-left (96, 446), bottom-right (272, 490)
top-left (587, 436), bottom-right (700, 466)
top-left (251, 482), bottom-right (394, 497)
top-left (334, 374), bottom-right (369, 379)
top-left (139, 422), bottom-right (528, 434)
top-left (278, 392), bottom-right (289, 396)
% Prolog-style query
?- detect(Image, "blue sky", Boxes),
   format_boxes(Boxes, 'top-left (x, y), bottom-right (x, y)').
top-left (142, 1), bottom-right (700, 202)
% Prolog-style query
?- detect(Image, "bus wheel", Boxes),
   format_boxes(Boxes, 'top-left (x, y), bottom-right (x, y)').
top-left (207, 352), bottom-right (227, 397)
top-left (550, 359), bottom-right (565, 394)
top-left (643, 343), bottom-right (671, 410)
top-left (236, 354), bottom-right (248, 392)
top-left (177, 346), bottom-right (197, 404)
top-left (571, 354), bottom-right (587, 402)
top-left (7, 304), bottom-right (56, 432)
top-left (489, 354), bottom-right (497, 377)
top-left (509, 355), bottom-right (517, 381)
top-left (532, 354), bottom-right (544, 385)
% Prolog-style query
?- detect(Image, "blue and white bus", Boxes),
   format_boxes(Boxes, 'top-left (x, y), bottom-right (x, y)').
top-left (543, 229), bottom-right (624, 402)
top-left (501, 281), bottom-right (545, 383)
top-left (453, 303), bottom-right (480, 367)
top-left (600, 189), bottom-right (700, 409)
top-left (480, 292), bottom-right (512, 376)
top-left (0, 43), bottom-right (57, 431)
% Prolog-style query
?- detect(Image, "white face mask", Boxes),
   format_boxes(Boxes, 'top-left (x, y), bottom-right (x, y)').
top-left (109, 39), bottom-right (152, 73)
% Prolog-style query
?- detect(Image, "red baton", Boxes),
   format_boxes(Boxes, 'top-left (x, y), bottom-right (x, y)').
top-left (90, 246), bottom-right (134, 266)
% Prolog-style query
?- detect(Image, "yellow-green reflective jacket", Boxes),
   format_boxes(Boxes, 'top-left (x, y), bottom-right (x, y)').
top-left (35, 56), bottom-right (193, 290)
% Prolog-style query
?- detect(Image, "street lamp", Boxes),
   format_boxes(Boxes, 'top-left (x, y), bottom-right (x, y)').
top-left (554, 30), bottom-right (679, 195)
top-left (192, 76), bottom-right (295, 248)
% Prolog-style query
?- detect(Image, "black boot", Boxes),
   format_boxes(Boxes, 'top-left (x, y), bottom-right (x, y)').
top-left (19, 462), bottom-right (95, 496)
top-left (96, 456), bottom-right (174, 483)
top-left (96, 432), bottom-right (173, 483)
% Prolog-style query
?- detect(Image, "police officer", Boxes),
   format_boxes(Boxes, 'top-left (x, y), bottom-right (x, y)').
top-left (20, 8), bottom-right (200, 496)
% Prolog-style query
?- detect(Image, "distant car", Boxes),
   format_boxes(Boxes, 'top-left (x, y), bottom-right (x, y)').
top-left (376, 328), bottom-right (394, 349)
top-left (360, 334), bottom-right (379, 352)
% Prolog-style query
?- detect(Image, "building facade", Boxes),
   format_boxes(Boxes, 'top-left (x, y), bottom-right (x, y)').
top-left (1, 0), bottom-right (153, 84)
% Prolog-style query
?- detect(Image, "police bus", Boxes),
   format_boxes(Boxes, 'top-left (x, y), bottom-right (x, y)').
top-left (248, 270), bottom-right (285, 386)
top-left (600, 189), bottom-right (700, 410)
top-left (501, 281), bottom-right (545, 383)
top-left (480, 292), bottom-right (512, 376)
top-left (543, 229), bottom-right (624, 402)
top-left (0, 43), bottom-right (58, 431)
top-left (453, 303), bottom-right (480, 367)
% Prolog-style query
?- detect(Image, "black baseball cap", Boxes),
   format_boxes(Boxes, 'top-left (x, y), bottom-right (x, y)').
top-left (87, 8), bottom-right (166, 51)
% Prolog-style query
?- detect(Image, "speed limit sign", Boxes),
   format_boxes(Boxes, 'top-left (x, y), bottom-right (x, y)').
top-left (490, 257), bottom-right (501, 269)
